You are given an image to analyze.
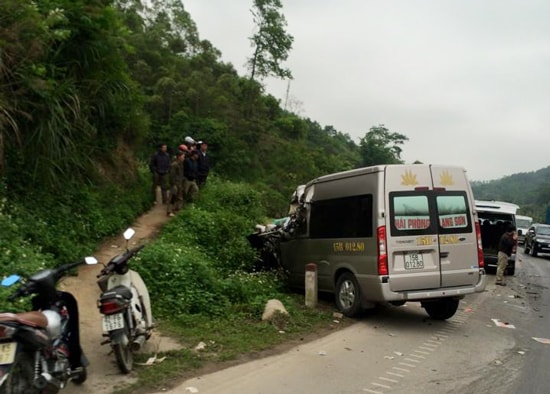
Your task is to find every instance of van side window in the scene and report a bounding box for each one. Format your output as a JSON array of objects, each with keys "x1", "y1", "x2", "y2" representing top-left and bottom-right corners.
[
  {"x1": 391, "y1": 195, "x2": 431, "y2": 232},
  {"x1": 436, "y1": 193, "x2": 473, "y2": 234},
  {"x1": 309, "y1": 195, "x2": 373, "y2": 239}
]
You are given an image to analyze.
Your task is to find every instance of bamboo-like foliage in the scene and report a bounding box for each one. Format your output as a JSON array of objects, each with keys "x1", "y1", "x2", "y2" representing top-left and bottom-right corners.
[{"x1": 1, "y1": 0, "x2": 146, "y2": 190}]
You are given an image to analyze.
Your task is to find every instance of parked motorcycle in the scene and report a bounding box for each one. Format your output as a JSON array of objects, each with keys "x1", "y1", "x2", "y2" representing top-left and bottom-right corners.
[
  {"x1": 96, "y1": 228, "x2": 153, "y2": 374},
  {"x1": 0, "y1": 256, "x2": 98, "y2": 393}
]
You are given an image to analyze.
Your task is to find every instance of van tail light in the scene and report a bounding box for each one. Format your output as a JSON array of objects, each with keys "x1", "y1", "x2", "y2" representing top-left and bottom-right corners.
[
  {"x1": 377, "y1": 226, "x2": 389, "y2": 275},
  {"x1": 475, "y1": 221, "x2": 485, "y2": 268}
]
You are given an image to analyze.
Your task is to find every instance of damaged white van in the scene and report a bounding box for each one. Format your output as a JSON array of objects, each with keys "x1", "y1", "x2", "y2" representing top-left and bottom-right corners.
[{"x1": 272, "y1": 164, "x2": 487, "y2": 319}]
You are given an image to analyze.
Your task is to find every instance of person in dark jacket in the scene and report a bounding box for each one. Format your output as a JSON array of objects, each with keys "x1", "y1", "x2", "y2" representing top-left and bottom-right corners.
[
  {"x1": 183, "y1": 150, "x2": 200, "y2": 202},
  {"x1": 196, "y1": 141, "x2": 210, "y2": 187},
  {"x1": 149, "y1": 144, "x2": 171, "y2": 204},
  {"x1": 496, "y1": 223, "x2": 517, "y2": 286}
]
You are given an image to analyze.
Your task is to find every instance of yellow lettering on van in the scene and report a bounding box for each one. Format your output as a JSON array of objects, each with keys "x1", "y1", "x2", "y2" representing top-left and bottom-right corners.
[
  {"x1": 333, "y1": 242, "x2": 344, "y2": 252},
  {"x1": 344, "y1": 242, "x2": 365, "y2": 252},
  {"x1": 439, "y1": 235, "x2": 459, "y2": 244},
  {"x1": 417, "y1": 236, "x2": 433, "y2": 246}
]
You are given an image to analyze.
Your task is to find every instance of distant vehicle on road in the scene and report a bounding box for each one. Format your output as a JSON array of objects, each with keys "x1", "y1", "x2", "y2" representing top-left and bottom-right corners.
[
  {"x1": 516, "y1": 215, "x2": 533, "y2": 245},
  {"x1": 524, "y1": 223, "x2": 550, "y2": 257}
]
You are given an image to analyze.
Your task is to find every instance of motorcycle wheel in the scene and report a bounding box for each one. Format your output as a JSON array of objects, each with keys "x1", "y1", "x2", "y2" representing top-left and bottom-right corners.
[
  {"x1": 3, "y1": 351, "x2": 39, "y2": 394},
  {"x1": 113, "y1": 328, "x2": 133, "y2": 374},
  {"x1": 71, "y1": 366, "x2": 87, "y2": 385}
]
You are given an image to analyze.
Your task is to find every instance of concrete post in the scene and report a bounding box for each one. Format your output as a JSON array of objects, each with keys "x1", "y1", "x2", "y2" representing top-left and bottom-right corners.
[{"x1": 305, "y1": 263, "x2": 318, "y2": 308}]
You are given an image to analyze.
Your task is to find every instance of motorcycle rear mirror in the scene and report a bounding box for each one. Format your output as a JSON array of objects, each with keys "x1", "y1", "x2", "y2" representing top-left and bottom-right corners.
[
  {"x1": 123, "y1": 228, "x2": 136, "y2": 241},
  {"x1": 1, "y1": 274, "x2": 21, "y2": 287},
  {"x1": 85, "y1": 256, "x2": 98, "y2": 265}
]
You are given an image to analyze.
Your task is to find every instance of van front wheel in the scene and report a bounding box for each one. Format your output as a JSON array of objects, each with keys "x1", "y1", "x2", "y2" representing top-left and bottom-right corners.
[
  {"x1": 423, "y1": 298, "x2": 459, "y2": 320},
  {"x1": 335, "y1": 273, "x2": 362, "y2": 317}
]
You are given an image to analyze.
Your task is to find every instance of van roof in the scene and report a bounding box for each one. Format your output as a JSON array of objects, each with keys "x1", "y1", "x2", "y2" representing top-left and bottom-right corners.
[
  {"x1": 515, "y1": 214, "x2": 533, "y2": 220},
  {"x1": 306, "y1": 164, "x2": 466, "y2": 186},
  {"x1": 475, "y1": 200, "x2": 519, "y2": 215}
]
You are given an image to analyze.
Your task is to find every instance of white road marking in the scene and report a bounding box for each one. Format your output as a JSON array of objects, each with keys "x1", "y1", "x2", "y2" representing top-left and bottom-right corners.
[{"x1": 372, "y1": 382, "x2": 392, "y2": 389}]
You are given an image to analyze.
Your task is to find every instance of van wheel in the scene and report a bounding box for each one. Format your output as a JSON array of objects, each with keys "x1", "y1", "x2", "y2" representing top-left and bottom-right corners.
[
  {"x1": 335, "y1": 273, "x2": 362, "y2": 317},
  {"x1": 423, "y1": 298, "x2": 459, "y2": 320},
  {"x1": 506, "y1": 266, "x2": 515, "y2": 276}
]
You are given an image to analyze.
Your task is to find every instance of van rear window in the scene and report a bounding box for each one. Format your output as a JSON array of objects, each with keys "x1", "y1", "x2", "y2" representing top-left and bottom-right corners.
[
  {"x1": 390, "y1": 191, "x2": 472, "y2": 235},
  {"x1": 436, "y1": 195, "x2": 469, "y2": 230},
  {"x1": 309, "y1": 195, "x2": 373, "y2": 239},
  {"x1": 392, "y1": 195, "x2": 430, "y2": 230}
]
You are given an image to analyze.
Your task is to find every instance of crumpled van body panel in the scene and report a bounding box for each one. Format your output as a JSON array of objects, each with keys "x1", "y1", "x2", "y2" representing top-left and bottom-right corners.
[{"x1": 279, "y1": 164, "x2": 486, "y2": 318}]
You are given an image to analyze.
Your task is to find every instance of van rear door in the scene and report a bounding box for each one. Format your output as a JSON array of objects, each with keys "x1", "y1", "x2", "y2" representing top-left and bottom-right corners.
[{"x1": 385, "y1": 165, "x2": 478, "y2": 292}]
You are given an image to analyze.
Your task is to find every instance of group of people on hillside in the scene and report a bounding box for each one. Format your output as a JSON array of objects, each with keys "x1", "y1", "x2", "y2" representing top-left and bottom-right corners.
[{"x1": 149, "y1": 136, "x2": 210, "y2": 216}]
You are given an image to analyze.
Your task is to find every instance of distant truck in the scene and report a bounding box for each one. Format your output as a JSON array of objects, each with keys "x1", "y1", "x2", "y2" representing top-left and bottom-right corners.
[
  {"x1": 515, "y1": 215, "x2": 533, "y2": 245},
  {"x1": 475, "y1": 200, "x2": 518, "y2": 275}
]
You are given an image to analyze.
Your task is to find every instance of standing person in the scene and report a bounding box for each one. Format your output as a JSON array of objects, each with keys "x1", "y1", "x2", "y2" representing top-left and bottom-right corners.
[
  {"x1": 496, "y1": 223, "x2": 517, "y2": 286},
  {"x1": 149, "y1": 143, "x2": 171, "y2": 204},
  {"x1": 167, "y1": 150, "x2": 186, "y2": 216},
  {"x1": 197, "y1": 141, "x2": 210, "y2": 187},
  {"x1": 183, "y1": 150, "x2": 200, "y2": 203}
]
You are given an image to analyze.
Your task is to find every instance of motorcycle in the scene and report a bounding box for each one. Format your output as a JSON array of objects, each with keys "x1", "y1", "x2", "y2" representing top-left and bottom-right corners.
[
  {"x1": 96, "y1": 228, "x2": 153, "y2": 374},
  {"x1": 0, "y1": 256, "x2": 98, "y2": 393}
]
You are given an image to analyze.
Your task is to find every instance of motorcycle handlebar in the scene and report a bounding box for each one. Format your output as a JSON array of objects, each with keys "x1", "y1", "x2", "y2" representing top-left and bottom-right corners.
[
  {"x1": 7, "y1": 288, "x2": 24, "y2": 302},
  {"x1": 97, "y1": 244, "x2": 145, "y2": 277}
]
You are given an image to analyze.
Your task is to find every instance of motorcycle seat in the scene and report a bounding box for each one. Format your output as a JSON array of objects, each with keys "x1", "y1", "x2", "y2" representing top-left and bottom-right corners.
[
  {"x1": 0, "y1": 311, "x2": 48, "y2": 328},
  {"x1": 101, "y1": 285, "x2": 132, "y2": 301}
]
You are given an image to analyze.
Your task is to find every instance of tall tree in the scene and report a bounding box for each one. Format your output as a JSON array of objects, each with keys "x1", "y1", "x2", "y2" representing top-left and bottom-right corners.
[
  {"x1": 247, "y1": 0, "x2": 294, "y2": 81},
  {"x1": 359, "y1": 125, "x2": 408, "y2": 166}
]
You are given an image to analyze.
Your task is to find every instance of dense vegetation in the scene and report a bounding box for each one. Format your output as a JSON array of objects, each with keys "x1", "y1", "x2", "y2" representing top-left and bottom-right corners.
[
  {"x1": 471, "y1": 166, "x2": 550, "y2": 223},
  {"x1": 0, "y1": 0, "x2": 409, "y2": 281},
  {"x1": 1, "y1": 0, "x2": 549, "y2": 388}
]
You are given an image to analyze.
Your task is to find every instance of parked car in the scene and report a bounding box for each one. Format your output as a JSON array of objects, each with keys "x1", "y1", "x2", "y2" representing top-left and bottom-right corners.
[
  {"x1": 515, "y1": 215, "x2": 533, "y2": 245},
  {"x1": 475, "y1": 200, "x2": 518, "y2": 275},
  {"x1": 524, "y1": 223, "x2": 550, "y2": 257}
]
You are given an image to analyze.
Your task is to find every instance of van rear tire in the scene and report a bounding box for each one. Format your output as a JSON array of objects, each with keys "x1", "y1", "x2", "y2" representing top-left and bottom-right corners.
[
  {"x1": 335, "y1": 272, "x2": 363, "y2": 317},
  {"x1": 423, "y1": 298, "x2": 459, "y2": 320}
]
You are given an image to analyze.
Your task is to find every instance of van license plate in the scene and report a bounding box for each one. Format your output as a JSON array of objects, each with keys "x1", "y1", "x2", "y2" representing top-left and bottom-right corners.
[
  {"x1": 0, "y1": 342, "x2": 17, "y2": 365},
  {"x1": 102, "y1": 313, "x2": 124, "y2": 331},
  {"x1": 404, "y1": 252, "x2": 424, "y2": 269}
]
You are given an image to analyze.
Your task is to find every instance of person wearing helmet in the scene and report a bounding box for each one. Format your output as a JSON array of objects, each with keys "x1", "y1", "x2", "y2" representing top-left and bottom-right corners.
[{"x1": 184, "y1": 136, "x2": 196, "y2": 151}]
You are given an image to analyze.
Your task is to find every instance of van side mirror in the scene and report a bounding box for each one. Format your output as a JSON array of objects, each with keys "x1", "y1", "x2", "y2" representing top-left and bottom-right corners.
[{"x1": 517, "y1": 229, "x2": 523, "y2": 236}]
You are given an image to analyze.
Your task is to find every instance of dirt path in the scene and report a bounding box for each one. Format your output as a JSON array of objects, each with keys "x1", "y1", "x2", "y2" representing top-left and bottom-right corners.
[{"x1": 59, "y1": 203, "x2": 182, "y2": 394}]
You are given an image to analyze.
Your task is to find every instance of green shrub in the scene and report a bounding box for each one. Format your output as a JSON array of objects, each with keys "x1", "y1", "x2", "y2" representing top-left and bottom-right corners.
[
  {"x1": 136, "y1": 243, "x2": 229, "y2": 316},
  {"x1": 136, "y1": 177, "x2": 289, "y2": 320}
]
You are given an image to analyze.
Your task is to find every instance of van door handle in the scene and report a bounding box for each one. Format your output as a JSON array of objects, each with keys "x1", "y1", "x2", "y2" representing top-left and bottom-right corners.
[{"x1": 440, "y1": 251, "x2": 449, "y2": 258}]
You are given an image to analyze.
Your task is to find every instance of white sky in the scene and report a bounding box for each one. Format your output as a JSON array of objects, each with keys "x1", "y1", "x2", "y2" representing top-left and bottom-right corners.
[{"x1": 182, "y1": 0, "x2": 550, "y2": 181}]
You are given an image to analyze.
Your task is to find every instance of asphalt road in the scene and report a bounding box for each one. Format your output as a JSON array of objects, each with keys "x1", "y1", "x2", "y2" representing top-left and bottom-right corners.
[
  {"x1": 501, "y1": 249, "x2": 550, "y2": 394},
  {"x1": 155, "y1": 253, "x2": 550, "y2": 394}
]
